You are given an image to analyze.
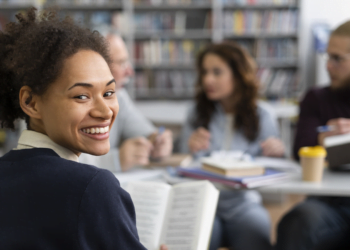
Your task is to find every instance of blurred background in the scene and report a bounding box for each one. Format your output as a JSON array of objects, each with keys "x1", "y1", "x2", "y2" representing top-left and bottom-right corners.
[{"x1": 1, "y1": 0, "x2": 350, "y2": 158}]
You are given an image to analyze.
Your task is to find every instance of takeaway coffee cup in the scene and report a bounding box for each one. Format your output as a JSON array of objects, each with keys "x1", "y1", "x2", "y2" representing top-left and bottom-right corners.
[{"x1": 298, "y1": 146, "x2": 327, "y2": 182}]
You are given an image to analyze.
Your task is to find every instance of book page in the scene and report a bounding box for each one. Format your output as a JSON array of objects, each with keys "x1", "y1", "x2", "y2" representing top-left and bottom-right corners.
[
  {"x1": 126, "y1": 181, "x2": 171, "y2": 250},
  {"x1": 159, "y1": 181, "x2": 219, "y2": 250}
]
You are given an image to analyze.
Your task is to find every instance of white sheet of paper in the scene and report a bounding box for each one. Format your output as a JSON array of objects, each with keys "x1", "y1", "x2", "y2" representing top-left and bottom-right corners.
[
  {"x1": 126, "y1": 182, "x2": 171, "y2": 250},
  {"x1": 160, "y1": 184, "x2": 205, "y2": 250}
]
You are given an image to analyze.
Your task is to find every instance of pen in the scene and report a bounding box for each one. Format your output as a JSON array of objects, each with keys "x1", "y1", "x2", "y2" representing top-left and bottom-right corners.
[
  {"x1": 153, "y1": 126, "x2": 165, "y2": 146},
  {"x1": 316, "y1": 125, "x2": 335, "y2": 133},
  {"x1": 150, "y1": 126, "x2": 166, "y2": 161},
  {"x1": 158, "y1": 126, "x2": 165, "y2": 136}
]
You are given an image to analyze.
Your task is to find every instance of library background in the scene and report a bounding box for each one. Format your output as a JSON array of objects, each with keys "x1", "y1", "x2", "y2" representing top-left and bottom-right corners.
[{"x1": 0, "y1": 0, "x2": 341, "y2": 157}]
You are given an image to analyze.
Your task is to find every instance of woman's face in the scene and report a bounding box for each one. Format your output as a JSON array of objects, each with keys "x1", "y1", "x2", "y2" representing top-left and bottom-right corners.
[
  {"x1": 36, "y1": 50, "x2": 119, "y2": 156},
  {"x1": 202, "y1": 53, "x2": 234, "y2": 101}
]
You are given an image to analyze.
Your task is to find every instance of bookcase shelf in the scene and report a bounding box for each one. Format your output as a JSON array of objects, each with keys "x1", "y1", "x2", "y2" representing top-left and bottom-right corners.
[
  {"x1": 223, "y1": 4, "x2": 299, "y2": 9},
  {"x1": 0, "y1": 3, "x2": 36, "y2": 9},
  {"x1": 134, "y1": 30, "x2": 212, "y2": 39},
  {"x1": 256, "y1": 59, "x2": 298, "y2": 68},
  {"x1": 49, "y1": 4, "x2": 123, "y2": 10},
  {"x1": 135, "y1": 91, "x2": 194, "y2": 100},
  {"x1": 134, "y1": 3, "x2": 212, "y2": 10},
  {"x1": 135, "y1": 63, "x2": 195, "y2": 70},
  {"x1": 0, "y1": 0, "x2": 301, "y2": 102},
  {"x1": 224, "y1": 33, "x2": 298, "y2": 39}
]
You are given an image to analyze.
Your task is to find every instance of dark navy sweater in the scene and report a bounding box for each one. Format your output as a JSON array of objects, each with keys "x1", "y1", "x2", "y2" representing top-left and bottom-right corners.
[
  {"x1": 0, "y1": 148, "x2": 146, "y2": 250},
  {"x1": 293, "y1": 86, "x2": 350, "y2": 160}
]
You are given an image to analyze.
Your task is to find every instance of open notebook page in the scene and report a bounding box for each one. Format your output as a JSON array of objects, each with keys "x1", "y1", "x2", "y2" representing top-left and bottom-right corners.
[
  {"x1": 159, "y1": 181, "x2": 219, "y2": 250},
  {"x1": 126, "y1": 182, "x2": 171, "y2": 250}
]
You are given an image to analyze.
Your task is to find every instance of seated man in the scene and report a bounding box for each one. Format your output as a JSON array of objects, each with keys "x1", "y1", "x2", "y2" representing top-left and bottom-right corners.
[
  {"x1": 80, "y1": 33, "x2": 173, "y2": 171},
  {"x1": 275, "y1": 21, "x2": 350, "y2": 250}
]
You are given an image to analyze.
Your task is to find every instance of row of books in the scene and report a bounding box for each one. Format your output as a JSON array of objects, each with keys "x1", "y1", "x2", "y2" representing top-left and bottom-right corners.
[
  {"x1": 134, "y1": 40, "x2": 207, "y2": 65},
  {"x1": 222, "y1": 0, "x2": 296, "y2": 5},
  {"x1": 132, "y1": 11, "x2": 211, "y2": 32},
  {"x1": 47, "y1": 0, "x2": 122, "y2": 4},
  {"x1": 255, "y1": 38, "x2": 297, "y2": 59},
  {"x1": 0, "y1": 0, "x2": 35, "y2": 3},
  {"x1": 133, "y1": 0, "x2": 209, "y2": 4},
  {"x1": 134, "y1": 68, "x2": 298, "y2": 100},
  {"x1": 134, "y1": 38, "x2": 296, "y2": 66},
  {"x1": 134, "y1": 70, "x2": 196, "y2": 98},
  {"x1": 236, "y1": 39, "x2": 297, "y2": 61},
  {"x1": 223, "y1": 10, "x2": 298, "y2": 34},
  {"x1": 0, "y1": 0, "x2": 296, "y2": 5},
  {"x1": 257, "y1": 68, "x2": 298, "y2": 99}
]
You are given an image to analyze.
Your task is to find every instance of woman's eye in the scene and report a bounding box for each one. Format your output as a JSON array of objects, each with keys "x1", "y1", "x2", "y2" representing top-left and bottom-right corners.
[
  {"x1": 104, "y1": 91, "x2": 115, "y2": 97},
  {"x1": 74, "y1": 95, "x2": 88, "y2": 100}
]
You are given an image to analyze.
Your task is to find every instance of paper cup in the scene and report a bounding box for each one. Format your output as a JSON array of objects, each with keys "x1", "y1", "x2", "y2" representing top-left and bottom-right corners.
[
  {"x1": 299, "y1": 146, "x2": 327, "y2": 183},
  {"x1": 300, "y1": 156, "x2": 325, "y2": 182}
]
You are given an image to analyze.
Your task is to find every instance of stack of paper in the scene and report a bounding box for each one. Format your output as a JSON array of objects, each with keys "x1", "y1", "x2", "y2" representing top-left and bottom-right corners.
[{"x1": 177, "y1": 167, "x2": 289, "y2": 189}]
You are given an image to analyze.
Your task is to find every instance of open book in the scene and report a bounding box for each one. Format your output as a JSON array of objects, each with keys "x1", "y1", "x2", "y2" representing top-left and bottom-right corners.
[{"x1": 126, "y1": 180, "x2": 219, "y2": 250}]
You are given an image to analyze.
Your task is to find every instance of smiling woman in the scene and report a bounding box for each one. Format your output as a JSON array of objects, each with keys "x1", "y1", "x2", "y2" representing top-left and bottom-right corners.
[
  {"x1": 0, "y1": 8, "x2": 146, "y2": 249},
  {"x1": 21, "y1": 49, "x2": 119, "y2": 156}
]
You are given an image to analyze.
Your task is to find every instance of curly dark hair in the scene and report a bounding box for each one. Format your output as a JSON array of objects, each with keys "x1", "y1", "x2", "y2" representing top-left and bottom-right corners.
[
  {"x1": 0, "y1": 7, "x2": 111, "y2": 129},
  {"x1": 193, "y1": 41, "x2": 260, "y2": 141}
]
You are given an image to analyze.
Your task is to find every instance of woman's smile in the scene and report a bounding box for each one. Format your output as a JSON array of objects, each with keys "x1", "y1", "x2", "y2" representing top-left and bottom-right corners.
[{"x1": 80, "y1": 124, "x2": 110, "y2": 140}]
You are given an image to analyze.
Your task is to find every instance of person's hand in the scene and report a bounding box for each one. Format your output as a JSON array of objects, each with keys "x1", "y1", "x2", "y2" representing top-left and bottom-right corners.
[
  {"x1": 119, "y1": 137, "x2": 153, "y2": 171},
  {"x1": 149, "y1": 129, "x2": 173, "y2": 159},
  {"x1": 260, "y1": 137, "x2": 285, "y2": 157},
  {"x1": 159, "y1": 244, "x2": 168, "y2": 250},
  {"x1": 188, "y1": 127, "x2": 211, "y2": 153},
  {"x1": 318, "y1": 118, "x2": 350, "y2": 145}
]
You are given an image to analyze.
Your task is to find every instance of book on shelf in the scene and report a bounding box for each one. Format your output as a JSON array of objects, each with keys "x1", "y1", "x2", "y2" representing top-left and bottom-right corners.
[
  {"x1": 124, "y1": 11, "x2": 211, "y2": 33},
  {"x1": 134, "y1": 39, "x2": 207, "y2": 66},
  {"x1": 228, "y1": 39, "x2": 297, "y2": 61},
  {"x1": 135, "y1": 70, "x2": 196, "y2": 98},
  {"x1": 201, "y1": 157, "x2": 265, "y2": 177},
  {"x1": 255, "y1": 39, "x2": 297, "y2": 60},
  {"x1": 133, "y1": 0, "x2": 211, "y2": 5},
  {"x1": 177, "y1": 167, "x2": 289, "y2": 188},
  {"x1": 223, "y1": 10, "x2": 298, "y2": 34},
  {"x1": 47, "y1": 0, "x2": 121, "y2": 5},
  {"x1": 257, "y1": 68, "x2": 298, "y2": 99},
  {"x1": 222, "y1": 0, "x2": 297, "y2": 6},
  {"x1": 126, "y1": 180, "x2": 219, "y2": 250}
]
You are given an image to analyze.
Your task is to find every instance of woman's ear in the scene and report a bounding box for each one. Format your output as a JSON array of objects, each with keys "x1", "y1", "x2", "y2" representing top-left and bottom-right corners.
[{"x1": 19, "y1": 86, "x2": 42, "y2": 120}]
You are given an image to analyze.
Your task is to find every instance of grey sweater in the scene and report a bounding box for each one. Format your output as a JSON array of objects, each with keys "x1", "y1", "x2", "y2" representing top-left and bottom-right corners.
[{"x1": 179, "y1": 101, "x2": 279, "y2": 157}]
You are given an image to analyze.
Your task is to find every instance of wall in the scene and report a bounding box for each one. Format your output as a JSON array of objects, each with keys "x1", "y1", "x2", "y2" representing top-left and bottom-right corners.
[{"x1": 299, "y1": 0, "x2": 350, "y2": 96}]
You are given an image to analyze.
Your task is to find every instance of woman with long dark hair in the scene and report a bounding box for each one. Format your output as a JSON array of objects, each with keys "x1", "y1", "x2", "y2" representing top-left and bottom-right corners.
[{"x1": 179, "y1": 41, "x2": 285, "y2": 250}]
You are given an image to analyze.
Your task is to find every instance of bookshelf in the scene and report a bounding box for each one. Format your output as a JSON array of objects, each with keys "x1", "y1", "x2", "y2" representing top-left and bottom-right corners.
[{"x1": 0, "y1": 0, "x2": 301, "y2": 101}]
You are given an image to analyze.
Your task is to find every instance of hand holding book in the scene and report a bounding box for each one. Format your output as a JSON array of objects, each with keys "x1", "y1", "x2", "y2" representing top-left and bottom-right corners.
[{"x1": 318, "y1": 118, "x2": 350, "y2": 146}]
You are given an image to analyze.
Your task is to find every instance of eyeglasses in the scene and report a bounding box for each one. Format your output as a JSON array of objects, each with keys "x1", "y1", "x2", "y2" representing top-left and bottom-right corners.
[
  {"x1": 323, "y1": 53, "x2": 350, "y2": 65},
  {"x1": 111, "y1": 59, "x2": 132, "y2": 70}
]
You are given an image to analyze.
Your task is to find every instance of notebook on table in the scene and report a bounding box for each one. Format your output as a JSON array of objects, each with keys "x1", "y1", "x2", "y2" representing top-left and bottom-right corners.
[{"x1": 324, "y1": 133, "x2": 350, "y2": 171}]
